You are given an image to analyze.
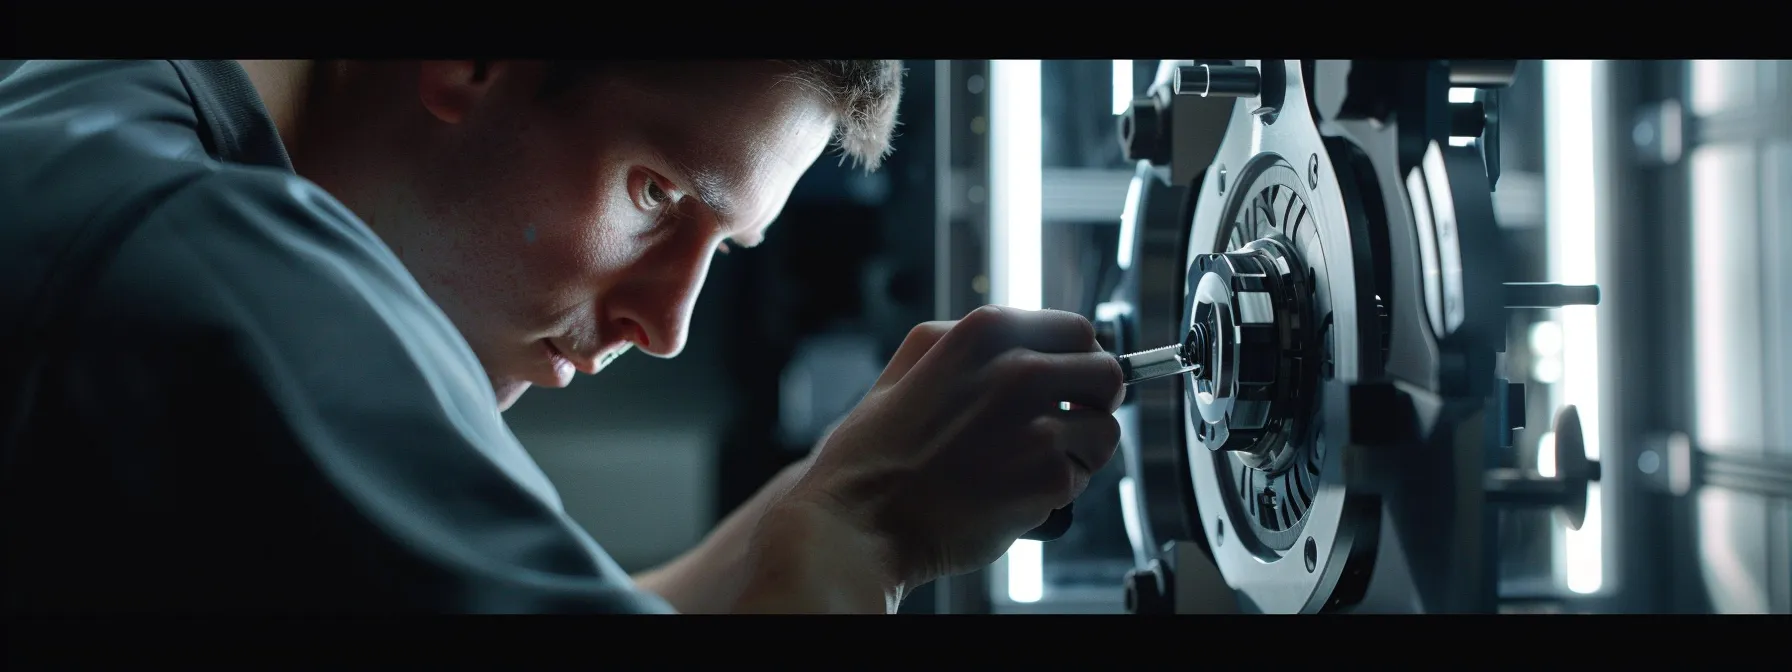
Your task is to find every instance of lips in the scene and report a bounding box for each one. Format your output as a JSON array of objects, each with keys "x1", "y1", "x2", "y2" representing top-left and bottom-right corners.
[
  {"x1": 547, "y1": 338, "x2": 635, "y2": 376},
  {"x1": 545, "y1": 338, "x2": 599, "y2": 375}
]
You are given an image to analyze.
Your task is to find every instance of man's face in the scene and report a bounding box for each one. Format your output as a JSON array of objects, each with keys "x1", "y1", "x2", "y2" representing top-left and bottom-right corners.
[{"x1": 359, "y1": 62, "x2": 835, "y2": 410}]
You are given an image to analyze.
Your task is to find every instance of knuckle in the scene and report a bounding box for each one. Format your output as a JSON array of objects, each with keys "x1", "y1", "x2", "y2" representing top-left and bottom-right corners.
[
  {"x1": 907, "y1": 320, "x2": 951, "y2": 344},
  {"x1": 964, "y1": 304, "x2": 1007, "y2": 330},
  {"x1": 997, "y1": 349, "x2": 1048, "y2": 389},
  {"x1": 1069, "y1": 313, "x2": 1098, "y2": 349}
]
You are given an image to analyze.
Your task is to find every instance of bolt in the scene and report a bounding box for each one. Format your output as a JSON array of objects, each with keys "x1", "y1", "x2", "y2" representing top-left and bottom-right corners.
[
  {"x1": 1308, "y1": 154, "x2": 1320, "y2": 189},
  {"x1": 1218, "y1": 165, "x2": 1228, "y2": 194},
  {"x1": 1118, "y1": 98, "x2": 1171, "y2": 165},
  {"x1": 1304, "y1": 537, "x2": 1318, "y2": 573},
  {"x1": 1184, "y1": 322, "x2": 1211, "y2": 378},
  {"x1": 1124, "y1": 563, "x2": 1171, "y2": 614},
  {"x1": 1175, "y1": 64, "x2": 1262, "y2": 98}
]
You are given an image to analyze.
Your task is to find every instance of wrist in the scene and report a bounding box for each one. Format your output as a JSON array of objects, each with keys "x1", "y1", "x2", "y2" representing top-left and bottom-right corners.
[{"x1": 733, "y1": 496, "x2": 905, "y2": 614}]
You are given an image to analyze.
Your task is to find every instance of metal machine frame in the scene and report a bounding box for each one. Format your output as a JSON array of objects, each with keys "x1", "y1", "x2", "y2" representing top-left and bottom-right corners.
[
  {"x1": 1107, "y1": 60, "x2": 1605, "y2": 614},
  {"x1": 930, "y1": 57, "x2": 1788, "y2": 616},
  {"x1": 1602, "y1": 60, "x2": 1792, "y2": 614}
]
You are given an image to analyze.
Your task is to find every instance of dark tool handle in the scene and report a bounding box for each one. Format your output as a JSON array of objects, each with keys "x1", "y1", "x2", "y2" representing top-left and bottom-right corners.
[{"x1": 1021, "y1": 503, "x2": 1074, "y2": 541}]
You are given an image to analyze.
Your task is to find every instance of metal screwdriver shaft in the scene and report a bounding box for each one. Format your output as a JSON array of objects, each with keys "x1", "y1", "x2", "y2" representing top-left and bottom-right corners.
[{"x1": 1118, "y1": 343, "x2": 1200, "y2": 385}]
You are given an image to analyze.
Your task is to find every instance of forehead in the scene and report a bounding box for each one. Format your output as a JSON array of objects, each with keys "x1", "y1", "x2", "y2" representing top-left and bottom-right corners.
[{"x1": 633, "y1": 69, "x2": 837, "y2": 226}]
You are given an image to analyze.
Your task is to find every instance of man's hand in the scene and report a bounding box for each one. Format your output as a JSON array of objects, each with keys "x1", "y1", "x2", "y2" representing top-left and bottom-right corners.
[{"x1": 736, "y1": 306, "x2": 1124, "y2": 611}]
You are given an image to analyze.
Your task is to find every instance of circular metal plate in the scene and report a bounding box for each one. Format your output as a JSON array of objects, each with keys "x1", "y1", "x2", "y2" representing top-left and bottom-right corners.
[
  {"x1": 1182, "y1": 61, "x2": 1380, "y2": 613},
  {"x1": 1187, "y1": 161, "x2": 1329, "y2": 553}
]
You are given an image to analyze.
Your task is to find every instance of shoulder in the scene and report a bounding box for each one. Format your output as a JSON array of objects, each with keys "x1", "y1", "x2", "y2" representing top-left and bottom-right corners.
[
  {"x1": 0, "y1": 60, "x2": 205, "y2": 172},
  {"x1": 106, "y1": 167, "x2": 467, "y2": 379},
  {"x1": 122, "y1": 166, "x2": 420, "y2": 315},
  {"x1": 0, "y1": 60, "x2": 215, "y2": 320},
  {"x1": 0, "y1": 59, "x2": 192, "y2": 115},
  {"x1": 102, "y1": 167, "x2": 513, "y2": 438},
  {"x1": 54, "y1": 165, "x2": 586, "y2": 529}
]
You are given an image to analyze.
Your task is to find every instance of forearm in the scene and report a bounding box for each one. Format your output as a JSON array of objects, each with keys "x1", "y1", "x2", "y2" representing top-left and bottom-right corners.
[
  {"x1": 632, "y1": 456, "x2": 814, "y2": 613},
  {"x1": 730, "y1": 499, "x2": 903, "y2": 614}
]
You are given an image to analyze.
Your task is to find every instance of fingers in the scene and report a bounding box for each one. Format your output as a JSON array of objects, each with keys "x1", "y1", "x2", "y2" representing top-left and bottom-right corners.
[
  {"x1": 1021, "y1": 409, "x2": 1122, "y2": 507},
  {"x1": 874, "y1": 321, "x2": 954, "y2": 389},
  {"x1": 992, "y1": 350, "x2": 1127, "y2": 413},
  {"x1": 891, "y1": 306, "x2": 1104, "y2": 394},
  {"x1": 1003, "y1": 307, "x2": 1102, "y2": 354},
  {"x1": 1051, "y1": 408, "x2": 1122, "y2": 481},
  {"x1": 945, "y1": 305, "x2": 1101, "y2": 358}
]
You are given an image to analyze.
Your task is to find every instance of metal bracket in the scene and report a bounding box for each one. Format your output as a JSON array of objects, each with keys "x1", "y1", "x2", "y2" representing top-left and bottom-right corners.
[
  {"x1": 1474, "y1": 88, "x2": 1502, "y2": 192},
  {"x1": 1636, "y1": 432, "x2": 1792, "y2": 499},
  {"x1": 1631, "y1": 100, "x2": 1686, "y2": 167},
  {"x1": 1123, "y1": 540, "x2": 1241, "y2": 614}
]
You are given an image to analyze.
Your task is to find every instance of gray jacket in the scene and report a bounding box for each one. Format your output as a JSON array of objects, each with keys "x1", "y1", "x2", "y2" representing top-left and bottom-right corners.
[{"x1": 0, "y1": 60, "x2": 670, "y2": 613}]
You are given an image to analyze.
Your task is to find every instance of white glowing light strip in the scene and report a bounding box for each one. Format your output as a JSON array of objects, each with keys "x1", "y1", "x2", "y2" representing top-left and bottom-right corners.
[
  {"x1": 1543, "y1": 60, "x2": 1604, "y2": 595},
  {"x1": 1112, "y1": 60, "x2": 1134, "y2": 115},
  {"x1": 1449, "y1": 87, "x2": 1479, "y2": 146},
  {"x1": 988, "y1": 59, "x2": 1046, "y2": 604},
  {"x1": 1117, "y1": 175, "x2": 1142, "y2": 269},
  {"x1": 988, "y1": 59, "x2": 1043, "y2": 313}
]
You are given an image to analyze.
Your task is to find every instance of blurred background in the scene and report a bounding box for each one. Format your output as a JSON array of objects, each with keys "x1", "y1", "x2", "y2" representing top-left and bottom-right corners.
[{"x1": 504, "y1": 60, "x2": 1791, "y2": 614}]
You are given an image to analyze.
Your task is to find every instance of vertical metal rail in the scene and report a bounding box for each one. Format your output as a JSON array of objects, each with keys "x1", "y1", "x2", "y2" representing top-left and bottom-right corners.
[{"x1": 932, "y1": 59, "x2": 997, "y2": 615}]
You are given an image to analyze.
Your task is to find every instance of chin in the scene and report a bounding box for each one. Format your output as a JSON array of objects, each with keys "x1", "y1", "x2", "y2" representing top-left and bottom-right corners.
[{"x1": 494, "y1": 380, "x2": 532, "y2": 412}]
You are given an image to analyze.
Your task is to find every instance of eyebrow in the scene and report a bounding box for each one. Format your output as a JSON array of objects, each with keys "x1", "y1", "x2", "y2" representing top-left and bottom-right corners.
[
  {"x1": 666, "y1": 157, "x2": 769, "y2": 248},
  {"x1": 672, "y1": 160, "x2": 737, "y2": 220}
]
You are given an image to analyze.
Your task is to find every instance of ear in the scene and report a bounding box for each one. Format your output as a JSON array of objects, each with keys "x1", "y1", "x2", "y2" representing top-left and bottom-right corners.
[{"x1": 417, "y1": 60, "x2": 507, "y2": 124}]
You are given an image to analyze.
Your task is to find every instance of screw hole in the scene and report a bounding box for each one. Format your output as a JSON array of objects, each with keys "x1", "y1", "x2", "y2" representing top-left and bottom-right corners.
[
  {"x1": 1216, "y1": 518, "x2": 1225, "y2": 546},
  {"x1": 1303, "y1": 537, "x2": 1318, "y2": 573}
]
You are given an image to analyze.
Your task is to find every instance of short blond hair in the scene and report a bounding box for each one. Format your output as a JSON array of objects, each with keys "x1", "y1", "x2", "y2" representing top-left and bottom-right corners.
[{"x1": 540, "y1": 60, "x2": 905, "y2": 171}]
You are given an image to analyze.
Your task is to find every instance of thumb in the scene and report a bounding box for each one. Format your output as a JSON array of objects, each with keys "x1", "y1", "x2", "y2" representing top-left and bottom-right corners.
[{"x1": 872, "y1": 320, "x2": 954, "y2": 390}]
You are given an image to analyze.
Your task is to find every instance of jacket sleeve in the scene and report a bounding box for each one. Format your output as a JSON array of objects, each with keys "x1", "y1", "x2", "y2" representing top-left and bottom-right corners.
[{"x1": 32, "y1": 166, "x2": 674, "y2": 613}]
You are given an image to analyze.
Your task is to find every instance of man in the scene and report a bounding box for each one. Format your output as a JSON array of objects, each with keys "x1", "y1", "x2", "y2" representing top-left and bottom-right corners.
[{"x1": 0, "y1": 60, "x2": 1124, "y2": 613}]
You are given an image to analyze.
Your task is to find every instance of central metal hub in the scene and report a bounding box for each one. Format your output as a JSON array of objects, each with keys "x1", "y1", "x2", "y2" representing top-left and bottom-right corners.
[{"x1": 1185, "y1": 236, "x2": 1315, "y2": 474}]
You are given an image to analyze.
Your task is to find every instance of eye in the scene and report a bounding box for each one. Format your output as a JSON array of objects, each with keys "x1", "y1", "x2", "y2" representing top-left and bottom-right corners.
[{"x1": 642, "y1": 179, "x2": 671, "y2": 209}]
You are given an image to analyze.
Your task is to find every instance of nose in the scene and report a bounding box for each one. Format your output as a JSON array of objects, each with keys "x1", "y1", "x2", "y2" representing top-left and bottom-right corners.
[{"x1": 606, "y1": 235, "x2": 718, "y2": 358}]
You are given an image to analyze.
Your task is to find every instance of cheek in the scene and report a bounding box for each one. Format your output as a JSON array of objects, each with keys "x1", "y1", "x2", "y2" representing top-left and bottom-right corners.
[
  {"x1": 513, "y1": 179, "x2": 657, "y2": 319},
  {"x1": 416, "y1": 162, "x2": 629, "y2": 328},
  {"x1": 412, "y1": 118, "x2": 655, "y2": 339}
]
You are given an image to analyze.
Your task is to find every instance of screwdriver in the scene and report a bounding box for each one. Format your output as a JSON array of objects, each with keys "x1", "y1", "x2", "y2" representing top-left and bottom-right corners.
[
  {"x1": 1020, "y1": 341, "x2": 1199, "y2": 542},
  {"x1": 1115, "y1": 342, "x2": 1203, "y2": 386}
]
